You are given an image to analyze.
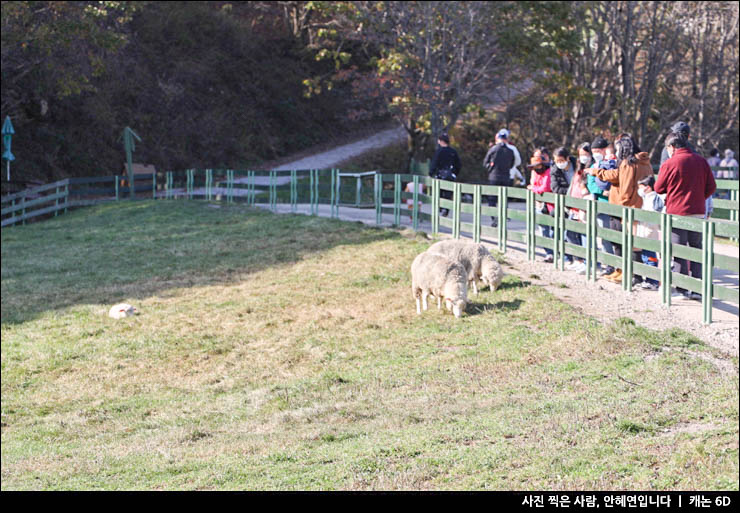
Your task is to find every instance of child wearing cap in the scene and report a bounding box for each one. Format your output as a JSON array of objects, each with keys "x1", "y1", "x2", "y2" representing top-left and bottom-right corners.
[{"x1": 587, "y1": 136, "x2": 618, "y2": 277}]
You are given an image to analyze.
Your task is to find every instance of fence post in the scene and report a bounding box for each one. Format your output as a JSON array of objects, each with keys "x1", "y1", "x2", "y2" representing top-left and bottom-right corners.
[
  {"x1": 375, "y1": 173, "x2": 382, "y2": 225},
  {"x1": 473, "y1": 185, "x2": 482, "y2": 243},
  {"x1": 587, "y1": 200, "x2": 597, "y2": 282},
  {"x1": 621, "y1": 207, "x2": 635, "y2": 292},
  {"x1": 660, "y1": 213, "x2": 673, "y2": 306},
  {"x1": 335, "y1": 169, "x2": 341, "y2": 217},
  {"x1": 64, "y1": 182, "x2": 69, "y2": 214},
  {"x1": 500, "y1": 186, "x2": 508, "y2": 252},
  {"x1": 453, "y1": 182, "x2": 462, "y2": 239},
  {"x1": 153, "y1": 172, "x2": 157, "y2": 199},
  {"x1": 702, "y1": 220, "x2": 715, "y2": 324},
  {"x1": 290, "y1": 170, "x2": 296, "y2": 212},
  {"x1": 412, "y1": 175, "x2": 420, "y2": 231},
  {"x1": 393, "y1": 173, "x2": 401, "y2": 226},
  {"x1": 525, "y1": 189, "x2": 533, "y2": 260},
  {"x1": 228, "y1": 170, "x2": 234, "y2": 203},
  {"x1": 55, "y1": 186, "x2": 60, "y2": 217},
  {"x1": 552, "y1": 195, "x2": 561, "y2": 269},
  {"x1": 431, "y1": 179, "x2": 440, "y2": 234},
  {"x1": 21, "y1": 192, "x2": 26, "y2": 225}
]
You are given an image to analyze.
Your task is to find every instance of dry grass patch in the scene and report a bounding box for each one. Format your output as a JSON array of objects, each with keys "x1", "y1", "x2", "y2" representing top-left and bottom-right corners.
[{"x1": 2, "y1": 201, "x2": 738, "y2": 490}]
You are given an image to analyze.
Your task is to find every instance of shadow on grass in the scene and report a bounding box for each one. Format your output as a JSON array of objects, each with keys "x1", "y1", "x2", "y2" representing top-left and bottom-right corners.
[
  {"x1": 466, "y1": 299, "x2": 524, "y2": 316},
  {"x1": 496, "y1": 280, "x2": 532, "y2": 291},
  {"x1": 1, "y1": 200, "x2": 401, "y2": 324}
]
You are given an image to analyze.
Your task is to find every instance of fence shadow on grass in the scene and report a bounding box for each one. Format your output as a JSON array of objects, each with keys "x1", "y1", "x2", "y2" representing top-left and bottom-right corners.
[
  {"x1": 466, "y1": 298, "x2": 524, "y2": 316},
  {"x1": 0, "y1": 200, "x2": 404, "y2": 325}
]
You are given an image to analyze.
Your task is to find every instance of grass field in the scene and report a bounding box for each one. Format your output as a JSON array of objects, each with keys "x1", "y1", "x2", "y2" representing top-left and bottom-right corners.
[{"x1": 1, "y1": 200, "x2": 738, "y2": 490}]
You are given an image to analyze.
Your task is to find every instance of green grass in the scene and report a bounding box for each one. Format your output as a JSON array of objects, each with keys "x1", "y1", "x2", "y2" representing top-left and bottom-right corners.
[{"x1": 2, "y1": 200, "x2": 738, "y2": 490}]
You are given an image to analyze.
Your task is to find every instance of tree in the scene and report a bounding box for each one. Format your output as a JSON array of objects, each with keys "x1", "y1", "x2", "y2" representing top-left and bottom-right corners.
[{"x1": 500, "y1": 1, "x2": 739, "y2": 162}]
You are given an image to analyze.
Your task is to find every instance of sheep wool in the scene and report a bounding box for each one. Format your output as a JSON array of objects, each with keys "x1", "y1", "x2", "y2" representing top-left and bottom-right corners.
[
  {"x1": 428, "y1": 239, "x2": 505, "y2": 294},
  {"x1": 411, "y1": 251, "x2": 468, "y2": 318},
  {"x1": 108, "y1": 303, "x2": 138, "y2": 320}
]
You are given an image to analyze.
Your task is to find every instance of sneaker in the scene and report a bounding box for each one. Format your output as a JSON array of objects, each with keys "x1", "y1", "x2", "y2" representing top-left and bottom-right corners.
[
  {"x1": 491, "y1": 218, "x2": 498, "y2": 227},
  {"x1": 640, "y1": 282, "x2": 659, "y2": 291},
  {"x1": 440, "y1": 208, "x2": 449, "y2": 217},
  {"x1": 683, "y1": 291, "x2": 702, "y2": 301},
  {"x1": 575, "y1": 262, "x2": 587, "y2": 275},
  {"x1": 566, "y1": 261, "x2": 579, "y2": 270},
  {"x1": 543, "y1": 254, "x2": 554, "y2": 263},
  {"x1": 598, "y1": 267, "x2": 615, "y2": 277},
  {"x1": 604, "y1": 269, "x2": 622, "y2": 283}
]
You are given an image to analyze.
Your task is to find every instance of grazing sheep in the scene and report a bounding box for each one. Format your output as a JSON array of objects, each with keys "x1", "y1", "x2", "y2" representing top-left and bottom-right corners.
[
  {"x1": 108, "y1": 303, "x2": 138, "y2": 319},
  {"x1": 411, "y1": 251, "x2": 468, "y2": 318},
  {"x1": 429, "y1": 239, "x2": 505, "y2": 294}
]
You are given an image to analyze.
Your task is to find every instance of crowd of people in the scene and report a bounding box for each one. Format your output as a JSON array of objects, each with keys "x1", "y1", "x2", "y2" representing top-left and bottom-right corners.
[{"x1": 427, "y1": 121, "x2": 733, "y2": 300}]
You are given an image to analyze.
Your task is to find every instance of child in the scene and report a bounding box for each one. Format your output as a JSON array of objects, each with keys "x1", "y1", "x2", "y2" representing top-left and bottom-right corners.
[
  {"x1": 634, "y1": 175, "x2": 665, "y2": 290},
  {"x1": 527, "y1": 153, "x2": 554, "y2": 262},
  {"x1": 405, "y1": 180, "x2": 425, "y2": 219}
]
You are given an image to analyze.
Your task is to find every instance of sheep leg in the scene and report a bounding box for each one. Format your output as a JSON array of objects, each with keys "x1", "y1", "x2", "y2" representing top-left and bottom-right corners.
[
  {"x1": 416, "y1": 297, "x2": 421, "y2": 315},
  {"x1": 437, "y1": 296, "x2": 442, "y2": 310},
  {"x1": 472, "y1": 280, "x2": 478, "y2": 295},
  {"x1": 422, "y1": 291, "x2": 429, "y2": 311}
]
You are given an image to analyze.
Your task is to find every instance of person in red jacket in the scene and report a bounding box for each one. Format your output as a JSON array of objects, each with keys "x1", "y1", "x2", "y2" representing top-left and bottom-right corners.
[{"x1": 654, "y1": 132, "x2": 717, "y2": 300}]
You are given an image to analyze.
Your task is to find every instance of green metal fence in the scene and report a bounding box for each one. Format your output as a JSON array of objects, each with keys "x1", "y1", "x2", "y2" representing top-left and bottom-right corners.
[
  {"x1": 2, "y1": 167, "x2": 738, "y2": 327},
  {"x1": 376, "y1": 173, "x2": 739, "y2": 325}
]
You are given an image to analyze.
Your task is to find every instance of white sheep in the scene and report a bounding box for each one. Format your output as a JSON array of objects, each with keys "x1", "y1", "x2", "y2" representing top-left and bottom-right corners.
[
  {"x1": 108, "y1": 303, "x2": 138, "y2": 319},
  {"x1": 428, "y1": 239, "x2": 504, "y2": 294},
  {"x1": 411, "y1": 251, "x2": 468, "y2": 318}
]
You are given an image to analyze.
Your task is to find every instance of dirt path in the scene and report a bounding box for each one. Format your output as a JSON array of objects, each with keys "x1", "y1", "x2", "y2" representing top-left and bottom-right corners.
[{"x1": 271, "y1": 79, "x2": 534, "y2": 172}]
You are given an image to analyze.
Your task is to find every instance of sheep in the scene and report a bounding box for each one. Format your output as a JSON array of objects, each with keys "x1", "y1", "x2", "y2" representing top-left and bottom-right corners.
[
  {"x1": 108, "y1": 303, "x2": 138, "y2": 319},
  {"x1": 411, "y1": 251, "x2": 468, "y2": 318},
  {"x1": 428, "y1": 239, "x2": 505, "y2": 294}
]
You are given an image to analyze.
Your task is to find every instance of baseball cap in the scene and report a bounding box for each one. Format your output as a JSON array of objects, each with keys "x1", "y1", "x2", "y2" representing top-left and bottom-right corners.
[
  {"x1": 496, "y1": 128, "x2": 510, "y2": 139},
  {"x1": 590, "y1": 136, "x2": 608, "y2": 150},
  {"x1": 671, "y1": 121, "x2": 690, "y2": 136}
]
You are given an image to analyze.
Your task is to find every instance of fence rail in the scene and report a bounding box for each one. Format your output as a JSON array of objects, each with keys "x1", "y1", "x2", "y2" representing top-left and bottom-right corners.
[
  {"x1": 2, "y1": 167, "x2": 738, "y2": 326},
  {"x1": 375, "y1": 173, "x2": 738, "y2": 325}
]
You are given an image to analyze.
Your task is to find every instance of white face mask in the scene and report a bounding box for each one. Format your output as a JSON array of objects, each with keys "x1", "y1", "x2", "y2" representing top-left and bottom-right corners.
[
  {"x1": 637, "y1": 188, "x2": 646, "y2": 198},
  {"x1": 555, "y1": 161, "x2": 568, "y2": 170},
  {"x1": 592, "y1": 151, "x2": 604, "y2": 162},
  {"x1": 579, "y1": 155, "x2": 591, "y2": 164}
]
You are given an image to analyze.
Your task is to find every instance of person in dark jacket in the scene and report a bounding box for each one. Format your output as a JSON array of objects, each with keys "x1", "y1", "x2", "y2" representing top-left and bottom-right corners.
[
  {"x1": 655, "y1": 132, "x2": 717, "y2": 301},
  {"x1": 430, "y1": 133, "x2": 461, "y2": 217},
  {"x1": 550, "y1": 147, "x2": 576, "y2": 196},
  {"x1": 482, "y1": 129, "x2": 514, "y2": 226}
]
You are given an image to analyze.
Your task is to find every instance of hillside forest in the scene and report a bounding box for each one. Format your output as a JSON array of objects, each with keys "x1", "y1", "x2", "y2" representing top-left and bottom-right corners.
[{"x1": 1, "y1": 1, "x2": 738, "y2": 185}]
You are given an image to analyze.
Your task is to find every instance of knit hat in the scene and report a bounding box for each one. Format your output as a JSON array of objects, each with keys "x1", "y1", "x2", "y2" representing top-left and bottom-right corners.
[
  {"x1": 438, "y1": 133, "x2": 450, "y2": 144},
  {"x1": 671, "y1": 121, "x2": 690, "y2": 137},
  {"x1": 590, "y1": 136, "x2": 608, "y2": 150}
]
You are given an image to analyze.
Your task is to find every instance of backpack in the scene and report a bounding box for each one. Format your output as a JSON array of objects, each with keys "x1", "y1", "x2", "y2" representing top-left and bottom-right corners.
[
  {"x1": 436, "y1": 165, "x2": 457, "y2": 181},
  {"x1": 489, "y1": 143, "x2": 514, "y2": 176}
]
